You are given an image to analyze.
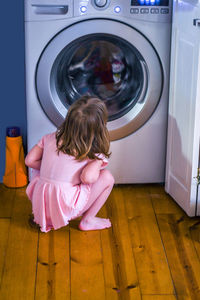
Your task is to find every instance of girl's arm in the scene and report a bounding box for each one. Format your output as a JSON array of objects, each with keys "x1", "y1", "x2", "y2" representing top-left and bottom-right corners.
[
  {"x1": 25, "y1": 145, "x2": 43, "y2": 170},
  {"x1": 80, "y1": 159, "x2": 103, "y2": 184}
]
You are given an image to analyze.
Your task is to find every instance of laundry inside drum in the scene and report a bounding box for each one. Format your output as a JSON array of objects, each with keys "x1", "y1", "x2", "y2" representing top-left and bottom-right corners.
[{"x1": 54, "y1": 34, "x2": 147, "y2": 121}]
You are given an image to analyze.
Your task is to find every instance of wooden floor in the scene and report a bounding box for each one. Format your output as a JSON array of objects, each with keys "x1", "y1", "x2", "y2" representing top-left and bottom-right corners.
[{"x1": 0, "y1": 184, "x2": 200, "y2": 300}]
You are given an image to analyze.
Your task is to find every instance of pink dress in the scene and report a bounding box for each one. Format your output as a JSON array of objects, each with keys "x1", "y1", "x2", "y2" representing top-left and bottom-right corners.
[{"x1": 26, "y1": 132, "x2": 108, "y2": 232}]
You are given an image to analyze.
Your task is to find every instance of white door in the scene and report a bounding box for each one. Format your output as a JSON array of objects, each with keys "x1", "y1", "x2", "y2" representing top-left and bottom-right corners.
[{"x1": 165, "y1": 0, "x2": 200, "y2": 216}]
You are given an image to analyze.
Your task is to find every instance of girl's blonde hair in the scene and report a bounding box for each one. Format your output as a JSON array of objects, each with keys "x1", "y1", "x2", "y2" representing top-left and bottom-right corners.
[{"x1": 56, "y1": 95, "x2": 111, "y2": 160}]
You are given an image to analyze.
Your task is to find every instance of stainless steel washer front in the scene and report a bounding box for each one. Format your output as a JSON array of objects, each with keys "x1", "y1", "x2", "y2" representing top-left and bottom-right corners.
[{"x1": 36, "y1": 18, "x2": 163, "y2": 140}]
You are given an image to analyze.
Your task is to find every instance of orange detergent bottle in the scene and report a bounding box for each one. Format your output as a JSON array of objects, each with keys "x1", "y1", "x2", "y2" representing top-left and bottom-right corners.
[{"x1": 3, "y1": 127, "x2": 28, "y2": 188}]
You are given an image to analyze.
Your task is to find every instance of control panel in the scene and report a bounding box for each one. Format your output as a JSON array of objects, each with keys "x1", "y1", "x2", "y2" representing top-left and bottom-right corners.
[
  {"x1": 130, "y1": 7, "x2": 169, "y2": 14},
  {"x1": 74, "y1": 0, "x2": 171, "y2": 22},
  {"x1": 25, "y1": 0, "x2": 171, "y2": 22},
  {"x1": 130, "y1": 0, "x2": 169, "y2": 15},
  {"x1": 131, "y1": 0, "x2": 169, "y2": 6}
]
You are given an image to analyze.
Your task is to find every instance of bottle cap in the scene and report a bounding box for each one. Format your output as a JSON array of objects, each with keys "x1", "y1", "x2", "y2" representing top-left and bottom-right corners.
[{"x1": 6, "y1": 127, "x2": 20, "y2": 137}]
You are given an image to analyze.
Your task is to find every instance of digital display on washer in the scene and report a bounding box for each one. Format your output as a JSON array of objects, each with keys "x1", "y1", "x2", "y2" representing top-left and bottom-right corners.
[{"x1": 131, "y1": 0, "x2": 169, "y2": 6}]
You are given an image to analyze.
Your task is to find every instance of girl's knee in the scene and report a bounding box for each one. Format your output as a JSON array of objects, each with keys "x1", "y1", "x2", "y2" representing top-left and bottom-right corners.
[{"x1": 100, "y1": 169, "x2": 115, "y2": 187}]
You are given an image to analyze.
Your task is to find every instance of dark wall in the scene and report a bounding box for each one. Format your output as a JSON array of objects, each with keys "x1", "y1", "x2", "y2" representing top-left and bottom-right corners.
[{"x1": 0, "y1": 0, "x2": 27, "y2": 182}]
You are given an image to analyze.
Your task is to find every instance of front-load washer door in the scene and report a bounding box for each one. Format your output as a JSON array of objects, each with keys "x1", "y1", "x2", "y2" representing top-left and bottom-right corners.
[{"x1": 36, "y1": 19, "x2": 163, "y2": 140}]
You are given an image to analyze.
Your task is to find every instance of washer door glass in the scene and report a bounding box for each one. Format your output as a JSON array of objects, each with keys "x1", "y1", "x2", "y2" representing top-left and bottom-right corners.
[
  {"x1": 36, "y1": 19, "x2": 162, "y2": 140},
  {"x1": 54, "y1": 34, "x2": 146, "y2": 121}
]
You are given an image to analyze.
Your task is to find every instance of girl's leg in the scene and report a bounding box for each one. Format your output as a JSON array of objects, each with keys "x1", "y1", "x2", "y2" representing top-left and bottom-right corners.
[{"x1": 79, "y1": 169, "x2": 114, "y2": 231}]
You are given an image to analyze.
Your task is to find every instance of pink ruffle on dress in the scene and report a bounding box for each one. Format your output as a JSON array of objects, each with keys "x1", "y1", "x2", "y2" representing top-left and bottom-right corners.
[{"x1": 26, "y1": 132, "x2": 108, "y2": 232}]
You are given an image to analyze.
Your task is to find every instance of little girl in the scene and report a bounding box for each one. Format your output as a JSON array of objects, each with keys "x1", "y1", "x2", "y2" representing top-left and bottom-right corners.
[{"x1": 25, "y1": 96, "x2": 114, "y2": 232}]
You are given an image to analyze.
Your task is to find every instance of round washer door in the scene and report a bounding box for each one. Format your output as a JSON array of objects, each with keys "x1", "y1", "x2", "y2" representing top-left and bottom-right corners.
[{"x1": 36, "y1": 19, "x2": 163, "y2": 141}]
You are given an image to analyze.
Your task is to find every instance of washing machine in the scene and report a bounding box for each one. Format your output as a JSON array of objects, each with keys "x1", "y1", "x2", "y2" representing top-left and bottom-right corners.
[{"x1": 24, "y1": 0, "x2": 172, "y2": 183}]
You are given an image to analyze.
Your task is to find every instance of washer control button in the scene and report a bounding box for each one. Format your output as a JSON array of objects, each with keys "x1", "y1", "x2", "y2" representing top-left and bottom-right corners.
[
  {"x1": 150, "y1": 8, "x2": 159, "y2": 14},
  {"x1": 140, "y1": 8, "x2": 149, "y2": 14},
  {"x1": 114, "y1": 6, "x2": 121, "y2": 13},
  {"x1": 80, "y1": 6, "x2": 87, "y2": 13},
  {"x1": 130, "y1": 8, "x2": 139, "y2": 14},
  {"x1": 94, "y1": 0, "x2": 107, "y2": 7},
  {"x1": 160, "y1": 8, "x2": 169, "y2": 14}
]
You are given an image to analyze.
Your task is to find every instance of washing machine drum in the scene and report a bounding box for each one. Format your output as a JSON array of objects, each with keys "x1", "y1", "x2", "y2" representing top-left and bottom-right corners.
[{"x1": 36, "y1": 19, "x2": 163, "y2": 140}]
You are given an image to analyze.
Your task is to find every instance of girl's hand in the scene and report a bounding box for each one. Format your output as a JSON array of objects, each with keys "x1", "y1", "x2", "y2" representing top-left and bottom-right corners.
[{"x1": 80, "y1": 160, "x2": 103, "y2": 184}]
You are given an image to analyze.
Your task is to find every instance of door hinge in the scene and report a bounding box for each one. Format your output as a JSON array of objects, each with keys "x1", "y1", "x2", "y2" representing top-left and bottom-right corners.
[{"x1": 194, "y1": 168, "x2": 200, "y2": 185}]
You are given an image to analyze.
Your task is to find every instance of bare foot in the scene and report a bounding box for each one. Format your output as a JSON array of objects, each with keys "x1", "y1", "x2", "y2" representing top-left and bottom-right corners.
[{"x1": 79, "y1": 217, "x2": 111, "y2": 231}]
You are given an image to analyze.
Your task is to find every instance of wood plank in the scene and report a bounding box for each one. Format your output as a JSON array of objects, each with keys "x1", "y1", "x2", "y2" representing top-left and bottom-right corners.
[
  {"x1": 99, "y1": 204, "x2": 118, "y2": 300},
  {"x1": 0, "y1": 184, "x2": 199, "y2": 300},
  {"x1": 0, "y1": 219, "x2": 10, "y2": 287},
  {"x1": 157, "y1": 214, "x2": 200, "y2": 299},
  {"x1": 35, "y1": 226, "x2": 70, "y2": 300},
  {"x1": 189, "y1": 219, "x2": 200, "y2": 262},
  {"x1": 122, "y1": 185, "x2": 174, "y2": 295},
  {"x1": 0, "y1": 188, "x2": 39, "y2": 300},
  {"x1": 106, "y1": 187, "x2": 141, "y2": 300},
  {"x1": 127, "y1": 184, "x2": 151, "y2": 199},
  {"x1": 149, "y1": 184, "x2": 184, "y2": 215},
  {"x1": 70, "y1": 220, "x2": 106, "y2": 300},
  {"x1": 142, "y1": 295, "x2": 177, "y2": 300},
  {"x1": 0, "y1": 184, "x2": 15, "y2": 218}
]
